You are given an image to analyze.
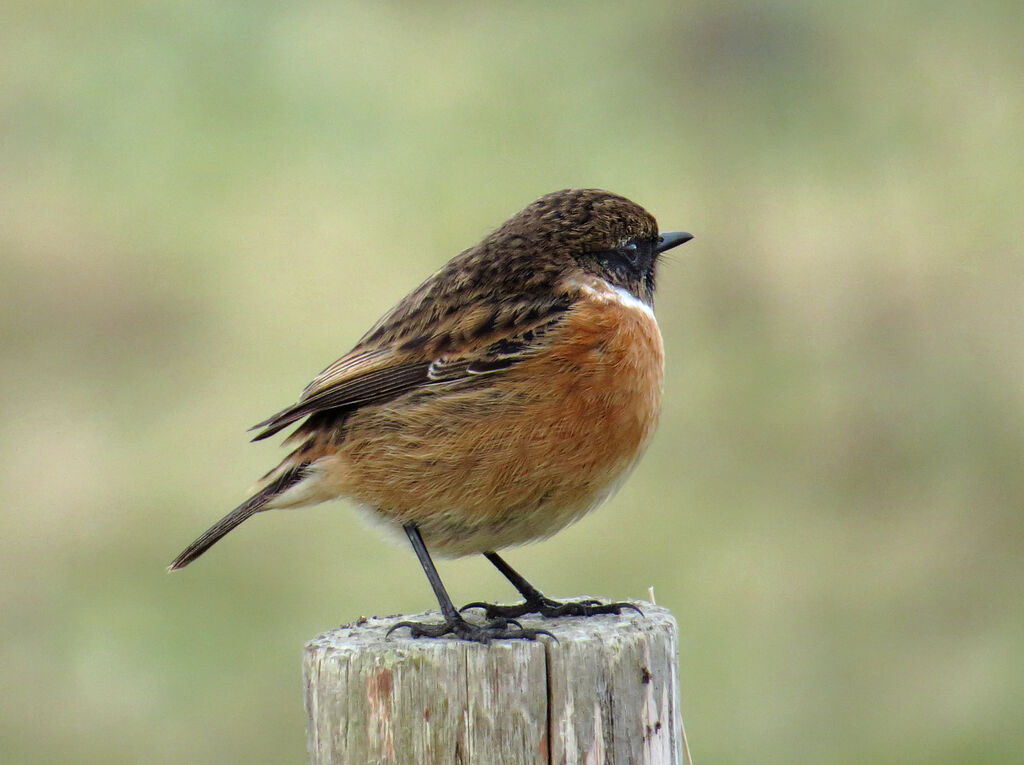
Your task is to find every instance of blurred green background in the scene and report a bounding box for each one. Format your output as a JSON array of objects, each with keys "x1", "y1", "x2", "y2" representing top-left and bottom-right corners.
[{"x1": 2, "y1": 1, "x2": 1022, "y2": 763}]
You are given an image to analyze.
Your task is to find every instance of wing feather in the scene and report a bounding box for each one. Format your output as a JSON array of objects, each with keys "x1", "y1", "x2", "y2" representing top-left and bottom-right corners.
[{"x1": 249, "y1": 297, "x2": 571, "y2": 442}]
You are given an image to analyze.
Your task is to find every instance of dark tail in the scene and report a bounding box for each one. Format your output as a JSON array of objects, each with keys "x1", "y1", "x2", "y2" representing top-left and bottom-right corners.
[{"x1": 168, "y1": 467, "x2": 304, "y2": 571}]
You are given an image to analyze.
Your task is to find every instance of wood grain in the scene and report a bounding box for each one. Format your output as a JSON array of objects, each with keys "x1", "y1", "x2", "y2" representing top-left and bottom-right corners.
[{"x1": 304, "y1": 601, "x2": 682, "y2": 764}]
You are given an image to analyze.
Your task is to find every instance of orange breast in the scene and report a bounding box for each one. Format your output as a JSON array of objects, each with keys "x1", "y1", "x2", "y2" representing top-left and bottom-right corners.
[{"x1": 322, "y1": 284, "x2": 665, "y2": 556}]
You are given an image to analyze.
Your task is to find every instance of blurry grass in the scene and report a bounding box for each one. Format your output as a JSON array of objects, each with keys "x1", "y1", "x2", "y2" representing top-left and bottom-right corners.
[{"x1": 1, "y1": 1, "x2": 1022, "y2": 763}]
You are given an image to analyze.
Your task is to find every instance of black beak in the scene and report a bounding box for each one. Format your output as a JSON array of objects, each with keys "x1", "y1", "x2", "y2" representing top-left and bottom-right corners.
[
  {"x1": 656, "y1": 231, "x2": 693, "y2": 253},
  {"x1": 655, "y1": 231, "x2": 696, "y2": 252}
]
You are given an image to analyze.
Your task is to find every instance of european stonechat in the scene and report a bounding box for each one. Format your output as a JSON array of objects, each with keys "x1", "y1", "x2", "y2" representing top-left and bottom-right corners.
[{"x1": 170, "y1": 189, "x2": 692, "y2": 642}]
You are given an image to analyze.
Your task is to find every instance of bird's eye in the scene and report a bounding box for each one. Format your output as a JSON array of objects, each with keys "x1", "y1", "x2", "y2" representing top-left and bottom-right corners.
[{"x1": 590, "y1": 239, "x2": 649, "y2": 273}]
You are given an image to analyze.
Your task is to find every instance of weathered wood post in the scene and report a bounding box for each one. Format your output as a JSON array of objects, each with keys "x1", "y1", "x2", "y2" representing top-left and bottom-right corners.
[{"x1": 304, "y1": 601, "x2": 683, "y2": 764}]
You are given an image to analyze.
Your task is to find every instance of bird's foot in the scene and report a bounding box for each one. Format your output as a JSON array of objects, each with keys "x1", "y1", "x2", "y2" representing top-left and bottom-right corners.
[
  {"x1": 461, "y1": 596, "x2": 643, "y2": 621},
  {"x1": 386, "y1": 614, "x2": 553, "y2": 644}
]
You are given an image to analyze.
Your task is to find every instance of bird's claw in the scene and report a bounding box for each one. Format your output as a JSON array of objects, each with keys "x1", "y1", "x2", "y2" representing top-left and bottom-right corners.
[
  {"x1": 461, "y1": 597, "x2": 643, "y2": 620},
  {"x1": 387, "y1": 614, "x2": 553, "y2": 643}
]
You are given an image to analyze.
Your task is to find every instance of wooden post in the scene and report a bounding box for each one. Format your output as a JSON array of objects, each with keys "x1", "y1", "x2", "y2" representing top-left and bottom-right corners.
[{"x1": 303, "y1": 601, "x2": 683, "y2": 764}]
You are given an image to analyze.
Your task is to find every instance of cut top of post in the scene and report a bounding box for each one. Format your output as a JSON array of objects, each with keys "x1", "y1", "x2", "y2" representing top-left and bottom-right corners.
[{"x1": 304, "y1": 601, "x2": 683, "y2": 764}]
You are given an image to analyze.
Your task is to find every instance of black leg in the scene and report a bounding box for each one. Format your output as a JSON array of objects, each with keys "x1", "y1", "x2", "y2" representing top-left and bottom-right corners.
[
  {"x1": 461, "y1": 551, "x2": 643, "y2": 620},
  {"x1": 387, "y1": 525, "x2": 553, "y2": 643}
]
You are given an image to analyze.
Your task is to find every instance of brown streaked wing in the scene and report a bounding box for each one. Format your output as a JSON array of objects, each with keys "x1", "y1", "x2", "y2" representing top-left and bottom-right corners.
[
  {"x1": 300, "y1": 347, "x2": 393, "y2": 400},
  {"x1": 248, "y1": 298, "x2": 572, "y2": 442}
]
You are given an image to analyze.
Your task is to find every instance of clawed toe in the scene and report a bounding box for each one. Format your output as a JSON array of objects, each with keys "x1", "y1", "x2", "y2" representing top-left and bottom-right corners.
[
  {"x1": 537, "y1": 598, "x2": 643, "y2": 618},
  {"x1": 607, "y1": 601, "x2": 644, "y2": 616},
  {"x1": 387, "y1": 614, "x2": 553, "y2": 643},
  {"x1": 460, "y1": 596, "x2": 643, "y2": 620}
]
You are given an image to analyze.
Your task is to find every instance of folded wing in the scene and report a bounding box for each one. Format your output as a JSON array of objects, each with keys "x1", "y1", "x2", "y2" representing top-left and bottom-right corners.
[{"x1": 249, "y1": 295, "x2": 571, "y2": 441}]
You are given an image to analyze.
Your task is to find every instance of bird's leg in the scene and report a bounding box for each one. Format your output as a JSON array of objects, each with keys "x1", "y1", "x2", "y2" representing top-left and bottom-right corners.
[
  {"x1": 387, "y1": 525, "x2": 552, "y2": 643},
  {"x1": 461, "y1": 551, "x2": 643, "y2": 620}
]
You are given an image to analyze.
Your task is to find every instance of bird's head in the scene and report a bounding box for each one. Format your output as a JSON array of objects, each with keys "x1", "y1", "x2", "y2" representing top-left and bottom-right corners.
[{"x1": 482, "y1": 188, "x2": 692, "y2": 306}]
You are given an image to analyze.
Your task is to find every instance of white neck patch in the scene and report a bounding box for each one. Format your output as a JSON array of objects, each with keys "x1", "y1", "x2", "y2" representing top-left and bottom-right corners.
[
  {"x1": 609, "y1": 284, "x2": 656, "y2": 321},
  {"x1": 570, "y1": 278, "x2": 657, "y2": 321}
]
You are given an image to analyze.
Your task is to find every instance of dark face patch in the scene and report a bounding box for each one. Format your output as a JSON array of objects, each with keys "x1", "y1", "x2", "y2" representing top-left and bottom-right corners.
[{"x1": 581, "y1": 236, "x2": 660, "y2": 305}]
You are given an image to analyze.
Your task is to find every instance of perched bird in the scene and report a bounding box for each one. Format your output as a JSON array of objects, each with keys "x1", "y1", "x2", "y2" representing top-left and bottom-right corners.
[{"x1": 170, "y1": 189, "x2": 692, "y2": 642}]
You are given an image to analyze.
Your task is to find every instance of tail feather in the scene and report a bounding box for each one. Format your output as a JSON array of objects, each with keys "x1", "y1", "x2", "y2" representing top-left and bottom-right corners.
[{"x1": 168, "y1": 467, "x2": 304, "y2": 571}]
